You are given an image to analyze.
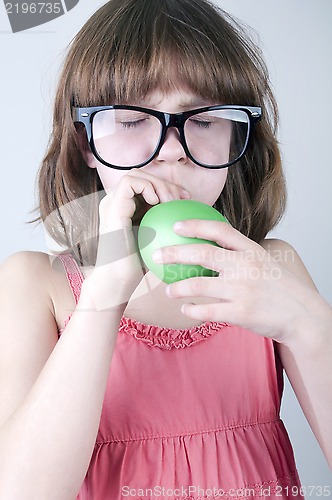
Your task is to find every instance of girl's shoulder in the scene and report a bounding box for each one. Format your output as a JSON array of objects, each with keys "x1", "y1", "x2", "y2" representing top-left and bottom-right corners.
[
  {"x1": 0, "y1": 252, "x2": 55, "y2": 327},
  {"x1": 0, "y1": 250, "x2": 58, "y2": 300},
  {"x1": 1, "y1": 250, "x2": 52, "y2": 273},
  {"x1": 261, "y1": 238, "x2": 316, "y2": 289},
  {"x1": 0, "y1": 251, "x2": 53, "y2": 298},
  {"x1": 0, "y1": 251, "x2": 76, "y2": 333}
]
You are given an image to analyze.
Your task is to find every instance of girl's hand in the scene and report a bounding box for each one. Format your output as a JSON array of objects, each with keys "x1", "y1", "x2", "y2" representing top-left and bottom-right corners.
[
  {"x1": 153, "y1": 219, "x2": 312, "y2": 345},
  {"x1": 86, "y1": 170, "x2": 191, "y2": 310}
]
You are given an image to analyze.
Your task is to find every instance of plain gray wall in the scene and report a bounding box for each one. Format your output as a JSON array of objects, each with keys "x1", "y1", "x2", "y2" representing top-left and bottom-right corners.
[{"x1": 1, "y1": 0, "x2": 331, "y2": 492}]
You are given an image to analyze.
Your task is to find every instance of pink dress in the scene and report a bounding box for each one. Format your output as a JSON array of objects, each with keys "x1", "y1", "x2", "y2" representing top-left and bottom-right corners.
[{"x1": 58, "y1": 253, "x2": 303, "y2": 500}]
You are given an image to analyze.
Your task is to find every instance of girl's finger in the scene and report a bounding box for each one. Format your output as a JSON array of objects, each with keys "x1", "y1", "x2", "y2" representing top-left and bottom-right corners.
[
  {"x1": 126, "y1": 169, "x2": 191, "y2": 202},
  {"x1": 119, "y1": 176, "x2": 159, "y2": 205},
  {"x1": 166, "y1": 275, "x2": 231, "y2": 301},
  {"x1": 180, "y1": 301, "x2": 232, "y2": 323},
  {"x1": 154, "y1": 243, "x2": 231, "y2": 273},
  {"x1": 180, "y1": 300, "x2": 261, "y2": 335},
  {"x1": 173, "y1": 219, "x2": 255, "y2": 252}
]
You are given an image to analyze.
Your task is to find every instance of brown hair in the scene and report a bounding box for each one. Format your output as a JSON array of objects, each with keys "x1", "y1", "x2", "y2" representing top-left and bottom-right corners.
[{"x1": 36, "y1": 0, "x2": 286, "y2": 265}]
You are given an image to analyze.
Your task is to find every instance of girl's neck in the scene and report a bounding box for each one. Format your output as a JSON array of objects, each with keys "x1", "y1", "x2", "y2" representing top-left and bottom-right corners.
[
  {"x1": 79, "y1": 265, "x2": 212, "y2": 330},
  {"x1": 123, "y1": 271, "x2": 212, "y2": 330}
]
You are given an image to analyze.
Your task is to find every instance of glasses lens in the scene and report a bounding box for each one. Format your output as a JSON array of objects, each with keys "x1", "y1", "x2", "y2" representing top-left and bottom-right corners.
[
  {"x1": 92, "y1": 109, "x2": 162, "y2": 168},
  {"x1": 184, "y1": 109, "x2": 250, "y2": 167}
]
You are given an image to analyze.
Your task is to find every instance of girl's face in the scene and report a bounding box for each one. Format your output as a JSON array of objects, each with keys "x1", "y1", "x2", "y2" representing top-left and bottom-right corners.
[{"x1": 84, "y1": 88, "x2": 228, "y2": 206}]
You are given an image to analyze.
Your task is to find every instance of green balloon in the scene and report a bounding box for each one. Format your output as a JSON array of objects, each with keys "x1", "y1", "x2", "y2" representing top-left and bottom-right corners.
[{"x1": 137, "y1": 199, "x2": 228, "y2": 284}]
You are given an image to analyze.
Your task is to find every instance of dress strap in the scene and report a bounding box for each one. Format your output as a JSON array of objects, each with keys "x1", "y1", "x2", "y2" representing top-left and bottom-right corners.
[{"x1": 57, "y1": 253, "x2": 84, "y2": 305}]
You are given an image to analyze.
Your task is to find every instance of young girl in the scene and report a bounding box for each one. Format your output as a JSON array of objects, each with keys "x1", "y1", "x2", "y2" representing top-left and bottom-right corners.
[{"x1": 0, "y1": 0, "x2": 331, "y2": 498}]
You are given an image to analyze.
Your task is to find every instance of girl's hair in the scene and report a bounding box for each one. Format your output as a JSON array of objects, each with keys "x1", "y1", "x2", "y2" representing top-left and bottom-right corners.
[{"x1": 37, "y1": 0, "x2": 286, "y2": 266}]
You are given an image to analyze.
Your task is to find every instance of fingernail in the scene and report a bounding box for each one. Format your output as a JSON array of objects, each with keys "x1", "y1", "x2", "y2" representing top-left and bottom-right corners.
[
  {"x1": 153, "y1": 249, "x2": 163, "y2": 263},
  {"x1": 173, "y1": 221, "x2": 183, "y2": 232}
]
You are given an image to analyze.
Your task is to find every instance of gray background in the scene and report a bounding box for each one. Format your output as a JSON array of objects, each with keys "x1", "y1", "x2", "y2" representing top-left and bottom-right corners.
[{"x1": 0, "y1": 0, "x2": 331, "y2": 492}]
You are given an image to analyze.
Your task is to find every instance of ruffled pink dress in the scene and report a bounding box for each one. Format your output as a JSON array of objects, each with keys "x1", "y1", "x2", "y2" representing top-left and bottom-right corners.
[{"x1": 58, "y1": 253, "x2": 303, "y2": 500}]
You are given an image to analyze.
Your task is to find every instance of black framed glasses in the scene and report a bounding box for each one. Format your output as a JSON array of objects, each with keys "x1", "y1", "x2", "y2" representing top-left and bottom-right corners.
[{"x1": 72, "y1": 104, "x2": 261, "y2": 170}]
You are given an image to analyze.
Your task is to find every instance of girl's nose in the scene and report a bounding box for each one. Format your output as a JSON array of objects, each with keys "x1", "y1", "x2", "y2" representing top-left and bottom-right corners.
[{"x1": 154, "y1": 128, "x2": 188, "y2": 165}]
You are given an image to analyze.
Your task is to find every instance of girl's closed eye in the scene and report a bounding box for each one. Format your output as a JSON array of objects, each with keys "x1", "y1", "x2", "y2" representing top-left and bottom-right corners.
[
  {"x1": 189, "y1": 118, "x2": 212, "y2": 129},
  {"x1": 120, "y1": 118, "x2": 148, "y2": 129},
  {"x1": 118, "y1": 112, "x2": 151, "y2": 130}
]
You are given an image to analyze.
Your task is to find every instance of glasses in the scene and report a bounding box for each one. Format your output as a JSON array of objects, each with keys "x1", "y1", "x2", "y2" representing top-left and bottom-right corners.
[{"x1": 72, "y1": 104, "x2": 261, "y2": 170}]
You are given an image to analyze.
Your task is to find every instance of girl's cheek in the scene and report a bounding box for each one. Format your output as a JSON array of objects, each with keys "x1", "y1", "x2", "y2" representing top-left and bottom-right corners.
[
  {"x1": 96, "y1": 165, "x2": 126, "y2": 193},
  {"x1": 191, "y1": 168, "x2": 228, "y2": 206}
]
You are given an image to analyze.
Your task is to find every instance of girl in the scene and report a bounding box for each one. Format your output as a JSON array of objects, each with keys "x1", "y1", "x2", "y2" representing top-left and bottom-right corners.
[{"x1": 0, "y1": 0, "x2": 331, "y2": 498}]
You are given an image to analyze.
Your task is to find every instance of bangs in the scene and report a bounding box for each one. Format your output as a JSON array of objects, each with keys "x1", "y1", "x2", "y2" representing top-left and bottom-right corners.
[{"x1": 69, "y1": 0, "x2": 266, "y2": 108}]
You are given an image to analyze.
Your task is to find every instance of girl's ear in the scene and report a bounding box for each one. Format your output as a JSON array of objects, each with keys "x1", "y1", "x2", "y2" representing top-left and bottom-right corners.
[{"x1": 76, "y1": 124, "x2": 97, "y2": 169}]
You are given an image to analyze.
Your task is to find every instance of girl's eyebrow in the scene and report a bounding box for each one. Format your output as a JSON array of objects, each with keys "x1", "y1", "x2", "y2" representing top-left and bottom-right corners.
[
  {"x1": 137, "y1": 97, "x2": 215, "y2": 109},
  {"x1": 178, "y1": 99, "x2": 214, "y2": 108}
]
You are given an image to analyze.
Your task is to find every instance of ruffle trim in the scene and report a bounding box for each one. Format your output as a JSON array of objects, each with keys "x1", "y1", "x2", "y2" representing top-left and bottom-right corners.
[
  {"x1": 59, "y1": 315, "x2": 229, "y2": 346},
  {"x1": 119, "y1": 317, "x2": 229, "y2": 350}
]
